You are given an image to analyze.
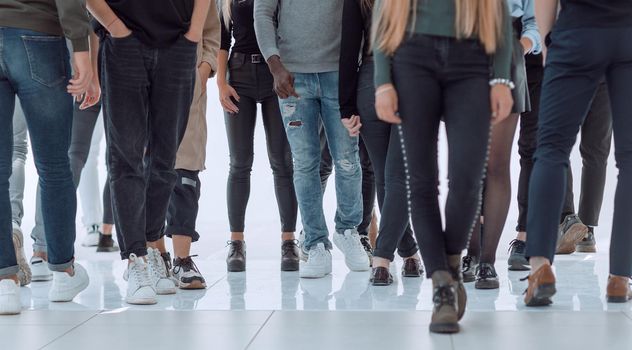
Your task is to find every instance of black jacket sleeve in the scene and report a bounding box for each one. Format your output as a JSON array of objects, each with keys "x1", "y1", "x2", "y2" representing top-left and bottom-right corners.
[
  {"x1": 338, "y1": 0, "x2": 365, "y2": 119},
  {"x1": 220, "y1": 12, "x2": 232, "y2": 51}
]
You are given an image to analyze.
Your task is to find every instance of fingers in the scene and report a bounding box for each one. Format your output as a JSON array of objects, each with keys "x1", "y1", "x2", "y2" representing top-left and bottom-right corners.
[
  {"x1": 68, "y1": 72, "x2": 92, "y2": 97},
  {"x1": 230, "y1": 88, "x2": 240, "y2": 102},
  {"x1": 221, "y1": 94, "x2": 239, "y2": 114}
]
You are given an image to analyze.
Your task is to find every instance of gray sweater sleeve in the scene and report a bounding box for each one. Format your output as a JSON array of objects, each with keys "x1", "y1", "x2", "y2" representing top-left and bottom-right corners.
[
  {"x1": 55, "y1": 0, "x2": 90, "y2": 52},
  {"x1": 254, "y1": 0, "x2": 280, "y2": 61}
]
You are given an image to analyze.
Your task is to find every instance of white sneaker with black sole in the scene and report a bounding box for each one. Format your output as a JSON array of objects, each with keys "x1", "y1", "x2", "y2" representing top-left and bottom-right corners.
[
  {"x1": 82, "y1": 224, "x2": 101, "y2": 247},
  {"x1": 147, "y1": 248, "x2": 177, "y2": 295},
  {"x1": 12, "y1": 225, "x2": 31, "y2": 286},
  {"x1": 124, "y1": 254, "x2": 157, "y2": 305},
  {"x1": 0, "y1": 279, "x2": 21, "y2": 315},
  {"x1": 49, "y1": 263, "x2": 90, "y2": 302},
  {"x1": 30, "y1": 256, "x2": 53, "y2": 282},
  {"x1": 333, "y1": 229, "x2": 370, "y2": 271},
  {"x1": 173, "y1": 256, "x2": 207, "y2": 289},
  {"x1": 299, "y1": 243, "x2": 332, "y2": 279}
]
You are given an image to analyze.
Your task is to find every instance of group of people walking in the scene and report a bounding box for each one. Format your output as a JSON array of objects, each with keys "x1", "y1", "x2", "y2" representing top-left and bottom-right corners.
[{"x1": 1, "y1": 0, "x2": 631, "y2": 335}]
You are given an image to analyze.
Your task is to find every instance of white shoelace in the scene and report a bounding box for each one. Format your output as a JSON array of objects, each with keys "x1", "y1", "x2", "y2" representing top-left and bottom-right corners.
[
  {"x1": 308, "y1": 246, "x2": 328, "y2": 263},
  {"x1": 129, "y1": 255, "x2": 152, "y2": 288},
  {"x1": 148, "y1": 250, "x2": 167, "y2": 280}
]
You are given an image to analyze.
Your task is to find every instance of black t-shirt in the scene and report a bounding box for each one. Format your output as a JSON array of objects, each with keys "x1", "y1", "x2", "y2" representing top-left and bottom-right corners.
[
  {"x1": 106, "y1": 0, "x2": 193, "y2": 48},
  {"x1": 556, "y1": 0, "x2": 632, "y2": 30},
  {"x1": 220, "y1": 0, "x2": 261, "y2": 55}
]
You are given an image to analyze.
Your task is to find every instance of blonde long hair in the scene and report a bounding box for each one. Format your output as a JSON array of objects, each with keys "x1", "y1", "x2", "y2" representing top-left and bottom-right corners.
[
  {"x1": 372, "y1": 0, "x2": 504, "y2": 55},
  {"x1": 222, "y1": 0, "x2": 233, "y2": 29}
]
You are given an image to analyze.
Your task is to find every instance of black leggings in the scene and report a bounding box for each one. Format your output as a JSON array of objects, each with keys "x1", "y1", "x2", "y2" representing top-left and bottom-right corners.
[
  {"x1": 393, "y1": 35, "x2": 491, "y2": 277},
  {"x1": 225, "y1": 54, "x2": 297, "y2": 233}
]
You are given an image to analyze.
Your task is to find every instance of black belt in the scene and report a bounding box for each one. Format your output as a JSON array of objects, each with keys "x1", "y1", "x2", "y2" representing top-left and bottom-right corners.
[{"x1": 233, "y1": 52, "x2": 264, "y2": 64}]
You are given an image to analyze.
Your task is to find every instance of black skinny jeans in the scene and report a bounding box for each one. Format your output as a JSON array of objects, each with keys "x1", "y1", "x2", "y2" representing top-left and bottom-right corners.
[
  {"x1": 102, "y1": 35, "x2": 197, "y2": 259},
  {"x1": 357, "y1": 59, "x2": 418, "y2": 260},
  {"x1": 393, "y1": 35, "x2": 491, "y2": 277},
  {"x1": 225, "y1": 52, "x2": 297, "y2": 233},
  {"x1": 525, "y1": 27, "x2": 632, "y2": 277}
]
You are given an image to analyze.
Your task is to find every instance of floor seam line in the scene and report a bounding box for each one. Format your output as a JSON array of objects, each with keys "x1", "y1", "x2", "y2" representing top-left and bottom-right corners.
[
  {"x1": 244, "y1": 310, "x2": 275, "y2": 350},
  {"x1": 38, "y1": 311, "x2": 103, "y2": 350},
  {"x1": 623, "y1": 311, "x2": 632, "y2": 322}
]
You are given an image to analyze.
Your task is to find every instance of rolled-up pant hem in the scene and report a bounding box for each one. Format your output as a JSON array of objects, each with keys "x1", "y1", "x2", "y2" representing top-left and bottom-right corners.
[
  {"x1": 48, "y1": 259, "x2": 74, "y2": 272},
  {"x1": 120, "y1": 248, "x2": 148, "y2": 260},
  {"x1": 165, "y1": 225, "x2": 200, "y2": 242},
  {"x1": 0, "y1": 266, "x2": 20, "y2": 278}
]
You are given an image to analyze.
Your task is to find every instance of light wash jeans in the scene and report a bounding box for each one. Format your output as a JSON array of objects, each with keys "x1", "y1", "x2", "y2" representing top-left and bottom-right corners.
[{"x1": 279, "y1": 71, "x2": 362, "y2": 251}]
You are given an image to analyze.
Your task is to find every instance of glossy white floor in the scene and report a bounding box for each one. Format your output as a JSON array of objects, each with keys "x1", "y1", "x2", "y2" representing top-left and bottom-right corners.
[{"x1": 6, "y1": 85, "x2": 632, "y2": 349}]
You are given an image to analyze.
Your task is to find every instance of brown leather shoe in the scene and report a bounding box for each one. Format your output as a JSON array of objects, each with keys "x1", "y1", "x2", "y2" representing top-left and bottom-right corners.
[
  {"x1": 429, "y1": 270, "x2": 459, "y2": 334},
  {"x1": 402, "y1": 257, "x2": 423, "y2": 277},
  {"x1": 447, "y1": 255, "x2": 466, "y2": 321},
  {"x1": 606, "y1": 275, "x2": 632, "y2": 303},
  {"x1": 227, "y1": 240, "x2": 246, "y2": 272},
  {"x1": 371, "y1": 266, "x2": 393, "y2": 286},
  {"x1": 523, "y1": 263, "x2": 556, "y2": 306}
]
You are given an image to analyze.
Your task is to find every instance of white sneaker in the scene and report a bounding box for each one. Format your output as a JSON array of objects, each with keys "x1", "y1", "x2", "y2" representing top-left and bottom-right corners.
[
  {"x1": 299, "y1": 243, "x2": 332, "y2": 279},
  {"x1": 333, "y1": 229, "x2": 370, "y2": 272},
  {"x1": 0, "y1": 279, "x2": 21, "y2": 315},
  {"x1": 124, "y1": 254, "x2": 157, "y2": 305},
  {"x1": 81, "y1": 225, "x2": 101, "y2": 247},
  {"x1": 12, "y1": 225, "x2": 31, "y2": 286},
  {"x1": 30, "y1": 256, "x2": 53, "y2": 282},
  {"x1": 147, "y1": 248, "x2": 177, "y2": 295},
  {"x1": 48, "y1": 263, "x2": 90, "y2": 302}
]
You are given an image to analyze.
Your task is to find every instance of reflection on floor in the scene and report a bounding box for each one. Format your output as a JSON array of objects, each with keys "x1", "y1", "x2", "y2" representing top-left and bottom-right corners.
[{"x1": 4, "y1": 245, "x2": 632, "y2": 350}]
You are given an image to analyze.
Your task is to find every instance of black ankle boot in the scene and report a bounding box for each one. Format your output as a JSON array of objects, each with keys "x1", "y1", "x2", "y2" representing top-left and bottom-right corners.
[{"x1": 227, "y1": 240, "x2": 246, "y2": 272}]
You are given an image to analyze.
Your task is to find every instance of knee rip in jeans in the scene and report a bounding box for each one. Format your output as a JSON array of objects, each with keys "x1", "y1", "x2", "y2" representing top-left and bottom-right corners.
[
  {"x1": 335, "y1": 158, "x2": 357, "y2": 173},
  {"x1": 282, "y1": 103, "x2": 297, "y2": 117}
]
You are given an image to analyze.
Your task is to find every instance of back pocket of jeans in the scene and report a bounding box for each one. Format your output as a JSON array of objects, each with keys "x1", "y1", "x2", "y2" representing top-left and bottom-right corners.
[{"x1": 21, "y1": 36, "x2": 68, "y2": 87}]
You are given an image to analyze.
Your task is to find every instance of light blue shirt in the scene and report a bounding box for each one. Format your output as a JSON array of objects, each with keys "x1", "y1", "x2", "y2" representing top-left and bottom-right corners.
[{"x1": 508, "y1": 0, "x2": 542, "y2": 54}]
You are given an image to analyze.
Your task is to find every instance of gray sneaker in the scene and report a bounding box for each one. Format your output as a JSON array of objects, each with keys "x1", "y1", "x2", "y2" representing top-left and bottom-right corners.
[
  {"x1": 508, "y1": 239, "x2": 530, "y2": 271},
  {"x1": 576, "y1": 227, "x2": 596, "y2": 253},
  {"x1": 556, "y1": 214, "x2": 588, "y2": 255}
]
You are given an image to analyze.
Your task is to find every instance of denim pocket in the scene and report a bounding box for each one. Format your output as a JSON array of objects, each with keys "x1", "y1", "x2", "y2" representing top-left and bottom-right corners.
[{"x1": 21, "y1": 35, "x2": 67, "y2": 87}]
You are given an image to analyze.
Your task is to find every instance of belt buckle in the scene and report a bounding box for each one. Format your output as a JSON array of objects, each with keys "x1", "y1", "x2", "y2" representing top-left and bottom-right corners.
[{"x1": 251, "y1": 54, "x2": 262, "y2": 64}]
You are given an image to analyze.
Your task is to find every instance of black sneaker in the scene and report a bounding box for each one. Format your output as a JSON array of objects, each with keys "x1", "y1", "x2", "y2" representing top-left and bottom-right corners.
[
  {"x1": 461, "y1": 256, "x2": 478, "y2": 283},
  {"x1": 281, "y1": 240, "x2": 300, "y2": 271},
  {"x1": 360, "y1": 236, "x2": 374, "y2": 266},
  {"x1": 96, "y1": 234, "x2": 119, "y2": 253},
  {"x1": 227, "y1": 240, "x2": 246, "y2": 272},
  {"x1": 173, "y1": 255, "x2": 207, "y2": 289},
  {"x1": 370, "y1": 266, "x2": 393, "y2": 286},
  {"x1": 475, "y1": 263, "x2": 499, "y2": 289},
  {"x1": 576, "y1": 227, "x2": 596, "y2": 253},
  {"x1": 507, "y1": 239, "x2": 530, "y2": 271}
]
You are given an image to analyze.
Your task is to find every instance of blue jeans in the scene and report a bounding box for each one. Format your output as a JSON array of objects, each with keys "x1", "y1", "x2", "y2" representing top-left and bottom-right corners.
[
  {"x1": 279, "y1": 72, "x2": 362, "y2": 251},
  {"x1": 0, "y1": 27, "x2": 76, "y2": 277}
]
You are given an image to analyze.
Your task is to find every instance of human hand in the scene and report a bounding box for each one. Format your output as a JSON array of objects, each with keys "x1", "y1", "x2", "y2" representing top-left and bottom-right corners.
[
  {"x1": 375, "y1": 84, "x2": 401, "y2": 124},
  {"x1": 342, "y1": 115, "x2": 362, "y2": 137},
  {"x1": 219, "y1": 82, "x2": 240, "y2": 114},
  {"x1": 268, "y1": 56, "x2": 299, "y2": 99},
  {"x1": 490, "y1": 84, "x2": 513, "y2": 125},
  {"x1": 68, "y1": 51, "x2": 93, "y2": 98}
]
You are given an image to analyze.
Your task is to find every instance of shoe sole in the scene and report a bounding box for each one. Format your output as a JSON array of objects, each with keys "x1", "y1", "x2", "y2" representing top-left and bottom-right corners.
[
  {"x1": 371, "y1": 279, "x2": 393, "y2": 286},
  {"x1": 575, "y1": 244, "x2": 596, "y2": 253},
  {"x1": 281, "y1": 261, "x2": 299, "y2": 272},
  {"x1": 429, "y1": 322, "x2": 460, "y2": 334},
  {"x1": 402, "y1": 271, "x2": 422, "y2": 278},
  {"x1": 508, "y1": 262, "x2": 531, "y2": 271},
  {"x1": 126, "y1": 297, "x2": 157, "y2": 305},
  {"x1": 32, "y1": 274, "x2": 53, "y2": 282},
  {"x1": 12, "y1": 229, "x2": 31, "y2": 286},
  {"x1": 49, "y1": 277, "x2": 90, "y2": 302},
  {"x1": 96, "y1": 246, "x2": 120, "y2": 253},
  {"x1": 156, "y1": 288, "x2": 177, "y2": 295},
  {"x1": 463, "y1": 274, "x2": 476, "y2": 283},
  {"x1": 606, "y1": 295, "x2": 632, "y2": 303},
  {"x1": 556, "y1": 224, "x2": 589, "y2": 254},
  {"x1": 525, "y1": 283, "x2": 556, "y2": 307},
  {"x1": 299, "y1": 267, "x2": 332, "y2": 279},
  {"x1": 179, "y1": 280, "x2": 207, "y2": 290},
  {"x1": 475, "y1": 280, "x2": 500, "y2": 289},
  {"x1": 227, "y1": 261, "x2": 246, "y2": 272}
]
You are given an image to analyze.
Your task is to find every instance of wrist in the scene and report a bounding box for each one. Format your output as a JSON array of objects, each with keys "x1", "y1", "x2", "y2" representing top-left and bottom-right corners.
[
  {"x1": 267, "y1": 56, "x2": 284, "y2": 73},
  {"x1": 489, "y1": 78, "x2": 515, "y2": 90}
]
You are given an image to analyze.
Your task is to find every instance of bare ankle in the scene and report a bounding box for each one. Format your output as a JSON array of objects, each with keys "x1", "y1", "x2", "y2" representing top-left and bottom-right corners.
[
  {"x1": 373, "y1": 257, "x2": 390, "y2": 268},
  {"x1": 529, "y1": 257, "x2": 550, "y2": 273},
  {"x1": 516, "y1": 231, "x2": 527, "y2": 241}
]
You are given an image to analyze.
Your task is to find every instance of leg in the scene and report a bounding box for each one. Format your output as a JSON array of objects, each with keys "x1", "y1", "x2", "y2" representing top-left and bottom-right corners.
[
  {"x1": 319, "y1": 125, "x2": 333, "y2": 192},
  {"x1": 166, "y1": 169, "x2": 201, "y2": 257},
  {"x1": 357, "y1": 138, "x2": 376, "y2": 237},
  {"x1": 280, "y1": 73, "x2": 331, "y2": 250},
  {"x1": 75, "y1": 104, "x2": 104, "y2": 229},
  {"x1": 9, "y1": 101, "x2": 27, "y2": 228},
  {"x1": 261, "y1": 94, "x2": 297, "y2": 238},
  {"x1": 225, "y1": 95, "x2": 257, "y2": 239}
]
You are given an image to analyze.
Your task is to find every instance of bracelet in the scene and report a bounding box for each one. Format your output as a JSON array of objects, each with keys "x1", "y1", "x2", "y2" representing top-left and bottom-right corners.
[
  {"x1": 489, "y1": 78, "x2": 515, "y2": 90},
  {"x1": 375, "y1": 86, "x2": 395, "y2": 96},
  {"x1": 105, "y1": 18, "x2": 119, "y2": 30}
]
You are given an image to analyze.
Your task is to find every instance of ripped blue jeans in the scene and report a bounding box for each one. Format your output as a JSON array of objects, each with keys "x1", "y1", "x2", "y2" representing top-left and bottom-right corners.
[{"x1": 279, "y1": 72, "x2": 362, "y2": 251}]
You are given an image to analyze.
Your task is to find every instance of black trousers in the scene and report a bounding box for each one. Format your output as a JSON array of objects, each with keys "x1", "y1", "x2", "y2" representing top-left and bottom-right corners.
[
  {"x1": 102, "y1": 35, "x2": 197, "y2": 259},
  {"x1": 165, "y1": 169, "x2": 201, "y2": 242},
  {"x1": 225, "y1": 53, "x2": 297, "y2": 233},
  {"x1": 356, "y1": 59, "x2": 418, "y2": 260},
  {"x1": 525, "y1": 27, "x2": 632, "y2": 277},
  {"x1": 393, "y1": 35, "x2": 491, "y2": 277}
]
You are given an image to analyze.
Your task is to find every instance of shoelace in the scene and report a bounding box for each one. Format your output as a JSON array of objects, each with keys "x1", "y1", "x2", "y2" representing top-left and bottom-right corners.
[
  {"x1": 174, "y1": 255, "x2": 201, "y2": 275},
  {"x1": 281, "y1": 240, "x2": 299, "y2": 257},
  {"x1": 149, "y1": 250, "x2": 167, "y2": 280},
  {"x1": 226, "y1": 240, "x2": 244, "y2": 257},
  {"x1": 360, "y1": 236, "x2": 373, "y2": 253},
  {"x1": 432, "y1": 285, "x2": 456, "y2": 306},
  {"x1": 477, "y1": 264, "x2": 497, "y2": 279},
  {"x1": 308, "y1": 246, "x2": 327, "y2": 262},
  {"x1": 508, "y1": 239, "x2": 526, "y2": 254},
  {"x1": 130, "y1": 256, "x2": 151, "y2": 287},
  {"x1": 462, "y1": 256, "x2": 473, "y2": 271}
]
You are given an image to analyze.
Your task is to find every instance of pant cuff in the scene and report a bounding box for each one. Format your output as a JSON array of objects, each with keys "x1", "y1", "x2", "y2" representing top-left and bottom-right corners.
[
  {"x1": 0, "y1": 265, "x2": 20, "y2": 278},
  {"x1": 397, "y1": 246, "x2": 419, "y2": 259},
  {"x1": 372, "y1": 250, "x2": 395, "y2": 262},
  {"x1": 121, "y1": 247, "x2": 148, "y2": 260},
  {"x1": 304, "y1": 238, "x2": 333, "y2": 251},
  {"x1": 165, "y1": 225, "x2": 200, "y2": 242},
  {"x1": 146, "y1": 230, "x2": 164, "y2": 244},
  {"x1": 48, "y1": 259, "x2": 74, "y2": 272}
]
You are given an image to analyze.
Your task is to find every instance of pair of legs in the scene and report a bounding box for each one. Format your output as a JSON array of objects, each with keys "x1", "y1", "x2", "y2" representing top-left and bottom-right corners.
[
  {"x1": 526, "y1": 27, "x2": 632, "y2": 293},
  {"x1": 225, "y1": 55, "x2": 297, "y2": 243},
  {"x1": 279, "y1": 71, "x2": 363, "y2": 251},
  {"x1": 1, "y1": 28, "x2": 78, "y2": 282}
]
